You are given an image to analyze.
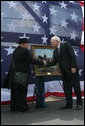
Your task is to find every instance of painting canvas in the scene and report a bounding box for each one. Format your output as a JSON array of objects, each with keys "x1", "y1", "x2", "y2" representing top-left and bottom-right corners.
[{"x1": 31, "y1": 45, "x2": 61, "y2": 76}]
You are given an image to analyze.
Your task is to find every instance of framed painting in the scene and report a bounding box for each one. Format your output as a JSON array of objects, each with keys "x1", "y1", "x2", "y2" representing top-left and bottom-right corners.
[{"x1": 31, "y1": 45, "x2": 61, "y2": 76}]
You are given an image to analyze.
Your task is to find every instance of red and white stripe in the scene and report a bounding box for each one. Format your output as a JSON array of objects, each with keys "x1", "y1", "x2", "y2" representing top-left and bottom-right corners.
[{"x1": 79, "y1": 1, "x2": 84, "y2": 53}]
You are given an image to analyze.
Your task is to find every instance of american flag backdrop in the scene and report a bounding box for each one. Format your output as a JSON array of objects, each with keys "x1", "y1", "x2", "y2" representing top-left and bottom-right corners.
[{"x1": 1, "y1": 1, "x2": 84, "y2": 104}]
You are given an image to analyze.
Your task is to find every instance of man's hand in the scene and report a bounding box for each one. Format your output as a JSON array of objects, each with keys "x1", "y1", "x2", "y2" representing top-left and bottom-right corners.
[
  {"x1": 43, "y1": 60, "x2": 47, "y2": 66},
  {"x1": 71, "y1": 68, "x2": 76, "y2": 74}
]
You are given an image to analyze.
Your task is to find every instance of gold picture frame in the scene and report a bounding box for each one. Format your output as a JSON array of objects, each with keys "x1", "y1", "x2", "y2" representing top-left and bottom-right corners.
[{"x1": 31, "y1": 45, "x2": 61, "y2": 76}]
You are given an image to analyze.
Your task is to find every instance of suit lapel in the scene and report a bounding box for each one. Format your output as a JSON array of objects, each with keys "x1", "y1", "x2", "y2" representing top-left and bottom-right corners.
[{"x1": 60, "y1": 43, "x2": 63, "y2": 58}]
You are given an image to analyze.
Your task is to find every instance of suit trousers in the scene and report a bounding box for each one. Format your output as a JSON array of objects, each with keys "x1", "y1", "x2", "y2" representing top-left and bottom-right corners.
[
  {"x1": 62, "y1": 71, "x2": 82, "y2": 107},
  {"x1": 11, "y1": 82, "x2": 28, "y2": 111}
]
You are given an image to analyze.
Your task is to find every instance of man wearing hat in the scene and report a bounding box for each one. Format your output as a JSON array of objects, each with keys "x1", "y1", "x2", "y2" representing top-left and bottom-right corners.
[{"x1": 7, "y1": 38, "x2": 44, "y2": 112}]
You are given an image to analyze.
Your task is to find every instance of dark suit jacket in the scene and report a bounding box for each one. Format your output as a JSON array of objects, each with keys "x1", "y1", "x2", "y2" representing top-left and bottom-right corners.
[
  {"x1": 47, "y1": 42, "x2": 79, "y2": 80},
  {"x1": 2, "y1": 46, "x2": 43, "y2": 89},
  {"x1": 13, "y1": 46, "x2": 43, "y2": 74}
]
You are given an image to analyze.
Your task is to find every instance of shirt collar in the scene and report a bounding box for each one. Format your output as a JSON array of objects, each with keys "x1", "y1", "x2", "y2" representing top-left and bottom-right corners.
[{"x1": 58, "y1": 43, "x2": 60, "y2": 48}]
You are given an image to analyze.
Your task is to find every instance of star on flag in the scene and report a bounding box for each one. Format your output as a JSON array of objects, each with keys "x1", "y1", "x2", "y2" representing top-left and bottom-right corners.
[
  {"x1": 8, "y1": 22, "x2": 17, "y2": 32},
  {"x1": 1, "y1": 36, "x2": 3, "y2": 40},
  {"x1": 19, "y1": 33, "x2": 30, "y2": 39},
  {"x1": 61, "y1": 38, "x2": 65, "y2": 43},
  {"x1": 7, "y1": 1, "x2": 17, "y2": 9},
  {"x1": 5, "y1": 72, "x2": 8, "y2": 75},
  {"x1": 79, "y1": 69, "x2": 83, "y2": 76},
  {"x1": 42, "y1": 35, "x2": 48, "y2": 44},
  {"x1": 74, "y1": 50, "x2": 79, "y2": 56},
  {"x1": 70, "y1": 12, "x2": 78, "y2": 22},
  {"x1": 42, "y1": 1, "x2": 47, "y2": 4},
  {"x1": 49, "y1": 27, "x2": 56, "y2": 35},
  {"x1": 59, "y1": 1, "x2": 68, "y2": 9},
  {"x1": 60, "y1": 20, "x2": 68, "y2": 28},
  {"x1": 1, "y1": 59, "x2": 3, "y2": 62},
  {"x1": 70, "y1": 31, "x2": 77, "y2": 40},
  {"x1": 33, "y1": 2, "x2": 40, "y2": 12},
  {"x1": 42, "y1": 14, "x2": 48, "y2": 23},
  {"x1": 69, "y1": 1, "x2": 75, "y2": 4},
  {"x1": 21, "y1": 11, "x2": 30, "y2": 21},
  {"x1": 32, "y1": 23, "x2": 40, "y2": 33},
  {"x1": 49, "y1": 7, "x2": 57, "y2": 16},
  {"x1": 5, "y1": 46, "x2": 15, "y2": 56}
]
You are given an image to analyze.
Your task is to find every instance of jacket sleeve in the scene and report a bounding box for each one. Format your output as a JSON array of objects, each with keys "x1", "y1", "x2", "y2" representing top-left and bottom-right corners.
[
  {"x1": 2, "y1": 61, "x2": 14, "y2": 89},
  {"x1": 24, "y1": 49, "x2": 44, "y2": 65},
  {"x1": 65, "y1": 42, "x2": 78, "y2": 68},
  {"x1": 47, "y1": 50, "x2": 58, "y2": 67}
]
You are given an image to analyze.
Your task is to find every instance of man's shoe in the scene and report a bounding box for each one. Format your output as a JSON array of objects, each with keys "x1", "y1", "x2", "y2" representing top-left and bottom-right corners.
[
  {"x1": 40, "y1": 104, "x2": 47, "y2": 108},
  {"x1": 10, "y1": 108, "x2": 18, "y2": 112},
  {"x1": 75, "y1": 105, "x2": 82, "y2": 110},
  {"x1": 27, "y1": 108, "x2": 33, "y2": 112},
  {"x1": 35, "y1": 104, "x2": 41, "y2": 108},
  {"x1": 35, "y1": 104, "x2": 47, "y2": 108},
  {"x1": 19, "y1": 107, "x2": 33, "y2": 113},
  {"x1": 60, "y1": 106, "x2": 73, "y2": 110}
]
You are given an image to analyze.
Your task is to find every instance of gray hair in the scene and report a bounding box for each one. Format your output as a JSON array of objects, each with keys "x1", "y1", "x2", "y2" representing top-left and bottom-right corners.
[{"x1": 51, "y1": 36, "x2": 61, "y2": 43}]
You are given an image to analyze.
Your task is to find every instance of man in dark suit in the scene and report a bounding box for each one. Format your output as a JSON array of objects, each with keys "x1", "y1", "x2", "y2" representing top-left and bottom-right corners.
[
  {"x1": 6, "y1": 38, "x2": 44, "y2": 112},
  {"x1": 43, "y1": 36, "x2": 82, "y2": 110}
]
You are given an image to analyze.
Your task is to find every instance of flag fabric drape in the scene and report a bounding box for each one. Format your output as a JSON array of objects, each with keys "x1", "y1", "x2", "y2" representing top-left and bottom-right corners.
[{"x1": 1, "y1": 1, "x2": 84, "y2": 104}]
